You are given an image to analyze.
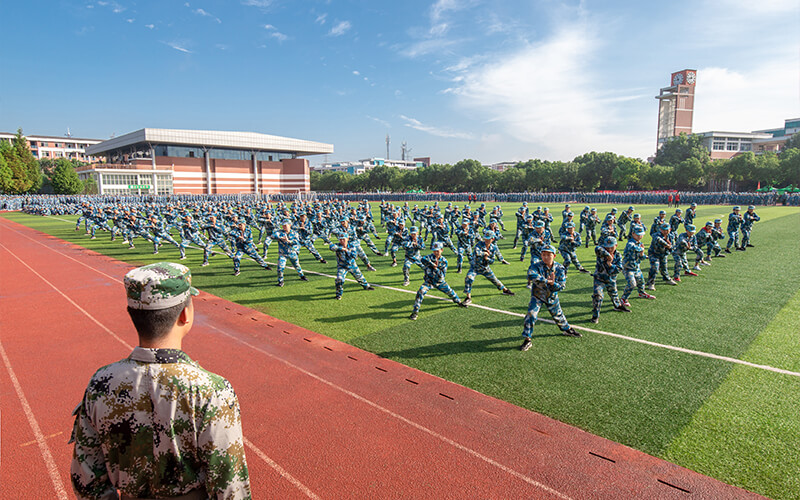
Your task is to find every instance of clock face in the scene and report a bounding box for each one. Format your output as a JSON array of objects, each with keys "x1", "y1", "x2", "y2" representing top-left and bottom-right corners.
[
  {"x1": 686, "y1": 71, "x2": 696, "y2": 84},
  {"x1": 672, "y1": 73, "x2": 684, "y2": 85}
]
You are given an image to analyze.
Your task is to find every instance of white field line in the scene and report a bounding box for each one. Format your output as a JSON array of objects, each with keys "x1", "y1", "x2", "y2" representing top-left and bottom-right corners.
[
  {"x1": 206, "y1": 324, "x2": 572, "y2": 499},
  {"x1": 1, "y1": 222, "x2": 568, "y2": 499},
  {"x1": 0, "y1": 239, "x2": 320, "y2": 500},
  {"x1": 0, "y1": 339, "x2": 69, "y2": 500},
  {"x1": 16, "y1": 217, "x2": 800, "y2": 379}
]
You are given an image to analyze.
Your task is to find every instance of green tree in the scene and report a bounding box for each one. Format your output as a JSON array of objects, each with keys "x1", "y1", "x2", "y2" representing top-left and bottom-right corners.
[
  {"x1": 783, "y1": 132, "x2": 800, "y2": 151},
  {"x1": 573, "y1": 152, "x2": 620, "y2": 191},
  {"x1": 50, "y1": 158, "x2": 84, "y2": 194},
  {"x1": 0, "y1": 147, "x2": 12, "y2": 193},
  {"x1": 82, "y1": 176, "x2": 99, "y2": 195},
  {"x1": 11, "y1": 129, "x2": 42, "y2": 193},
  {"x1": 673, "y1": 157, "x2": 706, "y2": 189},
  {"x1": 0, "y1": 137, "x2": 31, "y2": 193},
  {"x1": 779, "y1": 148, "x2": 800, "y2": 187},
  {"x1": 654, "y1": 133, "x2": 710, "y2": 168},
  {"x1": 612, "y1": 157, "x2": 646, "y2": 190}
]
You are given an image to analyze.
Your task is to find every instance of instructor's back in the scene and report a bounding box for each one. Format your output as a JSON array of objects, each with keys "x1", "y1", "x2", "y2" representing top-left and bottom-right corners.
[{"x1": 70, "y1": 262, "x2": 251, "y2": 499}]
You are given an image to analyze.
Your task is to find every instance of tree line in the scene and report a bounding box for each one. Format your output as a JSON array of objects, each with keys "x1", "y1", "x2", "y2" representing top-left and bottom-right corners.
[
  {"x1": 0, "y1": 129, "x2": 96, "y2": 195},
  {"x1": 311, "y1": 133, "x2": 800, "y2": 193}
]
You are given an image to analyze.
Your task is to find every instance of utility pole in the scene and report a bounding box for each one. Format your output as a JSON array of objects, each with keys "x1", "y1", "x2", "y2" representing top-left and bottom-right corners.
[{"x1": 385, "y1": 134, "x2": 390, "y2": 160}]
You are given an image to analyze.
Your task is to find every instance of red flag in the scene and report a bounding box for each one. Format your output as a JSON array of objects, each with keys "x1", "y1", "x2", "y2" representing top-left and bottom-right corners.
[{"x1": 757, "y1": 181, "x2": 761, "y2": 190}]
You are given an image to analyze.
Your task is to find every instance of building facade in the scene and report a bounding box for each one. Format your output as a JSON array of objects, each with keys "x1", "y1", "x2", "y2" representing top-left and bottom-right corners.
[
  {"x1": 0, "y1": 132, "x2": 103, "y2": 162},
  {"x1": 314, "y1": 157, "x2": 425, "y2": 175},
  {"x1": 81, "y1": 128, "x2": 332, "y2": 195},
  {"x1": 655, "y1": 69, "x2": 697, "y2": 148},
  {"x1": 696, "y1": 118, "x2": 799, "y2": 160}
]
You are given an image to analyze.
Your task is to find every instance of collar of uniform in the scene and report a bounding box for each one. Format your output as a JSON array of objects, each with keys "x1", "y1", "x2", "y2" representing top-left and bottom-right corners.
[{"x1": 129, "y1": 346, "x2": 194, "y2": 364}]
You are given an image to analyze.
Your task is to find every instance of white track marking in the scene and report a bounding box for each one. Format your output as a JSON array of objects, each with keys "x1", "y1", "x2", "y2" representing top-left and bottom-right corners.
[
  {"x1": 242, "y1": 438, "x2": 321, "y2": 500},
  {"x1": 10, "y1": 218, "x2": 800, "y2": 378},
  {"x1": 0, "y1": 340, "x2": 69, "y2": 499},
  {"x1": 2, "y1": 220, "x2": 570, "y2": 498},
  {"x1": 0, "y1": 238, "x2": 323, "y2": 500},
  {"x1": 206, "y1": 324, "x2": 572, "y2": 499}
]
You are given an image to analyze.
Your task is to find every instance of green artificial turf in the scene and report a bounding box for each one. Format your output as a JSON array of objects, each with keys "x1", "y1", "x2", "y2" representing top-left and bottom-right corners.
[{"x1": 4, "y1": 203, "x2": 799, "y2": 499}]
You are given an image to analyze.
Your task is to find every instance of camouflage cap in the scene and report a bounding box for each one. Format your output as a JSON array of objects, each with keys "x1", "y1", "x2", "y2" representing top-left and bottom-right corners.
[
  {"x1": 603, "y1": 237, "x2": 618, "y2": 248},
  {"x1": 534, "y1": 221, "x2": 545, "y2": 228},
  {"x1": 686, "y1": 224, "x2": 696, "y2": 232},
  {"x1": 432, "y1": 242, "x2": 445, "y2": 251},
  {"x1": 124, "y1": 262, "x2": 199, "y2": 310}
]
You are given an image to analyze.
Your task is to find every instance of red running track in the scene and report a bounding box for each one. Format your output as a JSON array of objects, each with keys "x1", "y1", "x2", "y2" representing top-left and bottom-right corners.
[{"x1": 0, "y1": 216, "x2": 763, "y2": 499}]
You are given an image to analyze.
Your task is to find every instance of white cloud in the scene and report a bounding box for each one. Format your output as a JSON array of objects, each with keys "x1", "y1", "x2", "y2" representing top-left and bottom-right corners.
[
  {"x1": 163, "y1": 41, "x2": 192, "y2": 54},
  {"x1": 447, "y1": 22, "x2": 651, "y2": 159},
  {"x1": 400, "y1": 115, "x2": 475, "y2": 140},
  {"x1": 126, "y1": 18, "x2": 134, "y2": 23},
  {"x1": 367, "y1": 115, "x2": 391, "y2": 128},
  {"x1": 693, "y1": 61, "x2": 800, "y2": 133},
  {"x1": 315, "y1": 13, "x2": 327, "y2": 25},
  {"x1": 352, "y1": 70, "x2": 360, "y2": 75},
  {"x1": 400, "y1": 38, "x2": 461, "y2": 58},
  {"x1": 194, "y1": 8, "x2": 221, "y2": 23},
  {"x1": 145, "y1": 24, "x2": 155, "y2": 29},
  {"x1": 431, "y1": 0, "x2": 469, "y2": 22},
  {"x1": 97, "y1": 1, "x2": 125, "y2": 13},
  {"x1": 264, "y1": 24, "x2": 287, "y2": 42},
  {"x1": 242, "y1": 0, "x2": 272, "y2": 8},
  {"x1": 328, "y1": 20, "x2": 351, "y2": 37}
]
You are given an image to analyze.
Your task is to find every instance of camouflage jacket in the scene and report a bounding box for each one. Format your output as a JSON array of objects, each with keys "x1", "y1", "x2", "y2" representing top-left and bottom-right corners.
[{"x1": 71, "y1": 347, "x2": 251, "y2": 500}]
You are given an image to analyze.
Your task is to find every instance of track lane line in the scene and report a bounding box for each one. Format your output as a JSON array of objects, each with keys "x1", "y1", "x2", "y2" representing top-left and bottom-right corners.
[
  {"x1": 0, "y1": 239, "x2": 320, "y2": 500},
  {"x1": 1, "y1": 219, "x2": 572, "y2": 498},
  {"x1": 6, "y1": 217, "x2": 800, "y2": 379},
  {"x1": 0, "y1": 339, "x2": 69, "y2": 500}
]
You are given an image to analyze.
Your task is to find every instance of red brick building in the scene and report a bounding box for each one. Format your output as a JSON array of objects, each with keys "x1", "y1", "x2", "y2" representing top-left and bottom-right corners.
[{"x1": 81, "y1": 128, "x2": 333, "y2": 195}]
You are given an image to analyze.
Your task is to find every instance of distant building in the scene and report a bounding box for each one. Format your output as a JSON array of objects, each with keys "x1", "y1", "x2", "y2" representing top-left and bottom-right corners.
[
  {"x1": 656, "y1": 69, "x2": 697, "y2": 149},
  {"x1": 81, "y1": 128, "x2": 332, "y2": 195},
  {"x1": 0, "y1": 132, "x2": 103, "y2": 163},
  {"x1": 695, "y1": 118, "x2": 799, "y2": 160},
  {"x1": 314, "y1": 157, "x2": 425, "y2": 175},
  {"x1": 485, "y1": 161, "x2": 518, "y2": 172},
  {"x1": 413, "y1": 157, "x2": 431, "y2": 167}
]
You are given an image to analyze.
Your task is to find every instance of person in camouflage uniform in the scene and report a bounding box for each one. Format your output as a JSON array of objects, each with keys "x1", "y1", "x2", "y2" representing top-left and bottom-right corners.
[
  {"x1": 329, "y1": 234, "x2": 375, "y2": 299},
  {"x1": 273, "y1": 220, "x2": 308, "y2": 287},
  {"x1": 454, "y1": 219, "x2": 475, "y2": 273},
  {"x1": 620, "y1": 227, "x2": 654, "y2": 306},
  {"x1": 646, "y1": 223, "x2": 677, "y2": 289},
  {"x1": 740, "y1": 205, "x2": 760, "y2": 249},
  {"x1": 707, "y1": 219, "x2": 726, "y2": 259},
  {"x1": 402, "y1": 226, "x2": 425, "y2": 285},
  {"x1": 409, "y1": 242, "x2": 468, "y2": 320},
  {"x1": 231, "y1": 221, "x2": 272, "y2": 276},
  {"x1": 617, "y1": 206, "x2": 634, "y2": 241},
  {"x1": 558, "y1": 222, "x2": 588, "y2": 273},
  {"x1": 520, "y1": 245, "x2": 580, "y2": 351},
  {"x1": 590, "y1": 236, "x2": 630, "y2": 323},
  {"x1": 584, "y1": 208, "x2": 600, "y2": 247},
  {"x1": 71, "y1": 262, "x2": 251, "y2": 499},
  {"x1": 671, "y1": 224, "x2": 699, "y2": 281},
  {"x1": 725, "y1": 206, "x2": 743, "y2": 252},
  {"x1": 463, "y1": 230, "x2": 514, "y2": 304}
]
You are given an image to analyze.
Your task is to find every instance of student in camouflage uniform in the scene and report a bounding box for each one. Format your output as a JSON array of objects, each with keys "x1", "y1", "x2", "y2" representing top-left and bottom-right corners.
[
  {"x1": 650, "y1": 210, "x2": 668, "y2": 236},
  {"x1": 402, "y1": 226, "x2": 425, "y2": 285},
  {"x1": 295, "y1": 213, "x2": 327, "y2": 264},
  {"x1": 454, "y1": 219, "x2": 475, "y2": 273},
  {"x1": 201, "y1": 215, "x2": 233, "y2": 266},
  {"x1": 71, "y1": 262, "x2": 251, "y2": 499},
  {"x1": 617, "y1": 206, "x2": 634, "y2": 241},
  {"x1": 513, "y1": 202, "x2": 529, "y2": 248},
  {"x1": 620, "y1": 227, "x2": 654, "y2": 306},
  {"x1": 273, "y1": 221, "x2": 308, "y2": 287},
  {"x1": 329, "y1": 234, "x2": 375, "y2": 299},
  {"x1": 578, "y1": 206, "x2": 591, "y2": 234},
  {"x1": 590, "y1": 237, "x2": 629, "y2": 323},
  {"x1": 740, "y1": 205, "x2": 760, "y2": 249},
  {"x1": 148, "y1": 215, "x2": 186, "y2": 259},
  {"x1": 463, "y1": 230, "x2": 514, "y2": 304},
  {"x1": 684, "y1": 202, "x2": 697, "y2": 229},
  {"x1": 584, "y1": 208, "x2": 600, "y2": 247},
  {"x1": 231, "y1": 221, "x2": 272, "y2": 276},
  {"x1": 669, "y1": 208, "x2": 684, "y2": 233},
  {"x1": 558, "y1": 223, "x2": 588, "y2": 273},
  {"x1": 520, "y1": 245, "x2": 580, "y2": 351},
  {"x1": 672, "y1": 224, "x2": 698, "y2": 281},
  {"x1": 409, "y1": 242, "x2": 468, "y2": 320},
  {"x1": 708, "y1": 219, "x2": 726, "y2": 259},
  {"x1": 725, "y1": 206, "x2": 743, "y2": 252},
  {"x1": 627, "y1": 213, "x2": 645, "y2": 239},
  {"x1": 646, "y1": 223, "x2": 677, "y2": 289},
  {"x1": 387, "y1": 219, "x2": 409, "y2": 266}
]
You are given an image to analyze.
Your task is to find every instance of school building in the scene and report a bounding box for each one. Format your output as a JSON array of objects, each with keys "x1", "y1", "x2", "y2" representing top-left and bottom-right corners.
[
  {"x1": 81, "y1": 128, "x2": 333, "y2": 195},
  {"x1": 0, "y1": 132, "x2": 103, "y2": 163}
]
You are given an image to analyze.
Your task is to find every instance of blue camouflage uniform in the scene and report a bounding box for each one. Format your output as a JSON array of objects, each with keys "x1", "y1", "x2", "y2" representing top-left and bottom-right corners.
[
  {"x1": 402, "y1": 228, "x2": 426, "y2": 284},
  {"x1": 454, "y1": 221, "x2": 474, "y2": 272},
  {"x1": 591, "y1": 239, "x2": 624, "y2": 320},
  {"x1": 273, "y1": 225, "x2": 306, "y2": 285},
  {"x1": 621, "y1": 233, "x2": 647, "y2": 301},
  {"x1": 726, "y1": 208, "x2": 743, "y2": 250},
  {"x1": 646, "y1": 225, "x2": 675, "y2": 287},
  {"x1": 411, "y1": 246, "x2": 463, "y2": 317},
  {"x1": 558, "y1": 224, "x2": 585, "y2": 272},
  {"x1": 740, "y1": 207, "x2": 760, "y2": 248},
  {"x1": 231, "y1": 224, "x2": 271, "y2": 274},
  {"x1": 463, "y1": 233, "x2": 511, "y2": 298},
  {"x1": 330, "y1": 239, "x2": 371, "y2": 298},
  {"x1": 522, "y1": 255, "x2": 572, "y2": 338}
]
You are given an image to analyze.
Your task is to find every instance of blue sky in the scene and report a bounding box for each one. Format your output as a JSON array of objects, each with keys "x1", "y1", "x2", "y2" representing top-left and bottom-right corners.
[{"x1": 1, "y1": 0, "x2": 797, "y2": 165}]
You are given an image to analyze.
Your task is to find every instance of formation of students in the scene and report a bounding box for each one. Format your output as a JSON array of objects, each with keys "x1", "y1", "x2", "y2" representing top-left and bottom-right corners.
[{"x1": 26, "y1": 197, "x2": 762, "y2": 352}]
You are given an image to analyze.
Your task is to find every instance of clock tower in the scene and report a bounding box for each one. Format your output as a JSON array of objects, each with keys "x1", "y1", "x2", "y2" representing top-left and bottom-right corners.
[{"x1": 656, "y1": 69, "x2": 697, "y2": 148}]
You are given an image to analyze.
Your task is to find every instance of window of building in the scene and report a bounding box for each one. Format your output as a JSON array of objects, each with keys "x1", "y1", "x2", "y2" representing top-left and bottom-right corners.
[
  {"x1": 727, "y1": 142, "x2": 738, "y2": 151},
  {"x1": 740, "y1": 143, "x2": 751, "y2": 151},
  {"x1": 713, "y1": 141, "x2": 725, "y2": 150}
]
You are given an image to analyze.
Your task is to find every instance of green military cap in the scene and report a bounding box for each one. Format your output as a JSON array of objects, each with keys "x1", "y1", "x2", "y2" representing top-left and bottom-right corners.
[{"x1": 124, "y1": 262, "x2": 199, "y2": 310}]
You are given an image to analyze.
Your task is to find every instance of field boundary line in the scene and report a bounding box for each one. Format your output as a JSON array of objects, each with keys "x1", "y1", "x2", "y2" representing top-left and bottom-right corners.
[
  {"x1": 6, "y1": 217, "x2": 800, "y2": 378},
  {"x1": 205, "y1": 324, "x2": 572, "y2": 499},
  {"x1": 0, "y1": 338, "x2": 68, "y2": 499},
  {"x1": 0, "y1": 238, "x2": 321, "y2": 500}
]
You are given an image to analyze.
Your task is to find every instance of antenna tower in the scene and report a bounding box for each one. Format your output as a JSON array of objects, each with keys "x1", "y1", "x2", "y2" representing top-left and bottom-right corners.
[{"x1": 385, "y1": 134, "x2": 390, "y2": 160}]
